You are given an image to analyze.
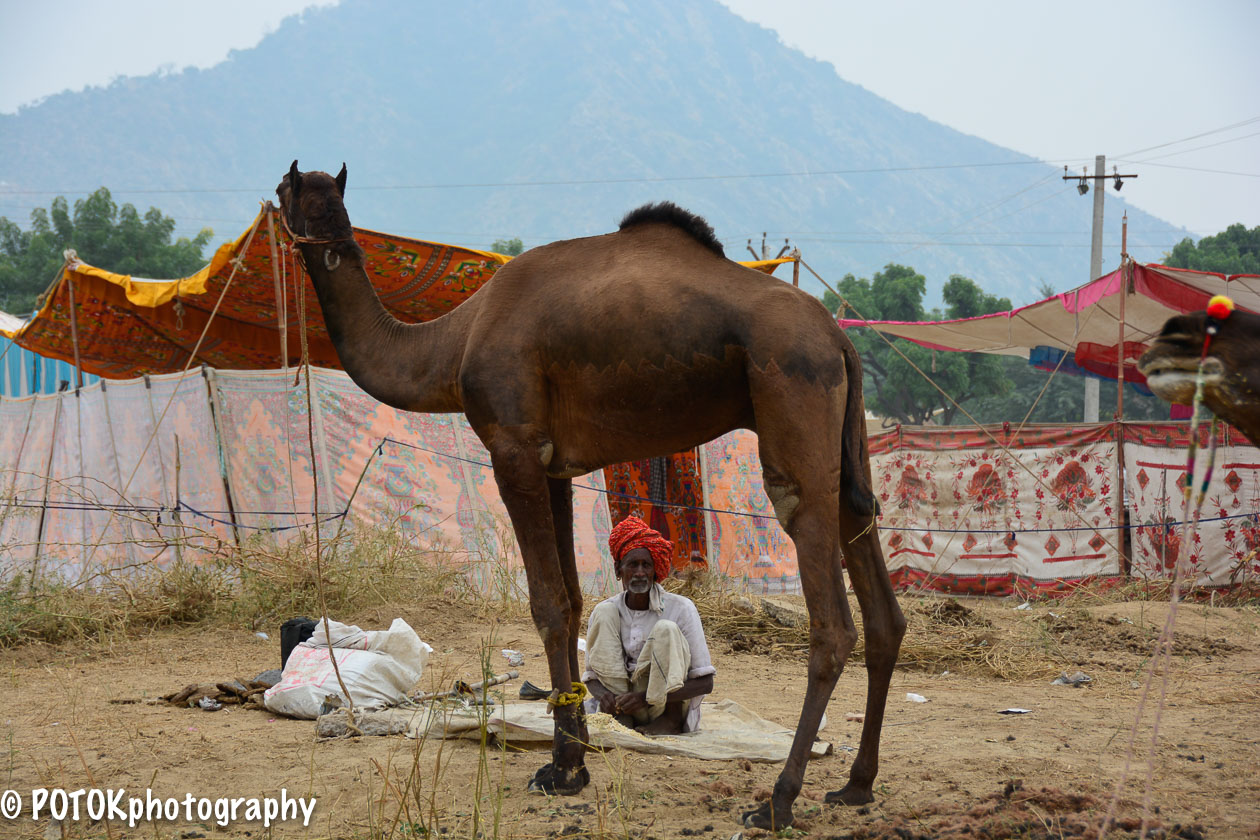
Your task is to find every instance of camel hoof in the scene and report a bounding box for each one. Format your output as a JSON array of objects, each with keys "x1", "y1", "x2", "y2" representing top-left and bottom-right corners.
[
  {"x1": 740, "y1": 800, "x2": 792, "y2": 830},
  {"x1": 824, "y1": 784, "x2": 874, "y2": 806},
  {"x1": 526, "y1": 762, "x2": 590, "y2": 796}
]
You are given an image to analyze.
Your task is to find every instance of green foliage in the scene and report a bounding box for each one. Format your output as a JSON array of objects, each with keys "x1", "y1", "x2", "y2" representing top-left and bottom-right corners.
[
  {"x1": 1163, "y1": 223, "x2": 1260, "y2": 275},
  {"x1": 0, "y1": 187, "x2": 212, "y2": 315},
  {"x1": 490, "y1": 237, "x2": 525, "y2": 257},
  {"x1": 826, "y1": 265, "x2": 1012, "y2": 425}
]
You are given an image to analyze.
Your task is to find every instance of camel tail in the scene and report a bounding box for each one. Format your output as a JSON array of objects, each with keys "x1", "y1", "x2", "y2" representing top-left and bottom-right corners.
[{"x1": 840, "y1": 344, "x2": 877, "y2": 519}]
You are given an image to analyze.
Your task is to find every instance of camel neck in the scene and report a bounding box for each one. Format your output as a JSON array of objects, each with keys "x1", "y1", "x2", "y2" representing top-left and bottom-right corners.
[{"x1": 298, "y1": 242, "x2": 467, "y2": 413}]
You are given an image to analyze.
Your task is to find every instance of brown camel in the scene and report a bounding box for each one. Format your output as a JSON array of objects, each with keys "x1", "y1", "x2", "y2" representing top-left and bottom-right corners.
[
  {"x1": 276, "y1": 162, "x2": 905, "y2": 829},
  {"x1": 1138, "y1": 308, "x2": 1260, "y2": 444}
]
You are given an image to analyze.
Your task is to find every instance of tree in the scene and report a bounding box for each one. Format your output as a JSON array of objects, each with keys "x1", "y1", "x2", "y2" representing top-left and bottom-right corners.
[
  {"x1": 1163, "y1": 223, "x2": 1260, "y2": 275},
  {"x1": 0, "y1": 188, "x2": 212, "y2": 315},
  {"x1": 825, "y1": 265, "x2": 1013, "y2": 425},
  {"x1": 490, "y1": 237, "x2": 525, "y2": 257}
]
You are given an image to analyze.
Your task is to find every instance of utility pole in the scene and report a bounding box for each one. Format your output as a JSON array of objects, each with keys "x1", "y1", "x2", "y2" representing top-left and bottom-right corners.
[
  {"x1": 1064, "y1": 156, "x2": 1137, "y2": 422},
  {"x1": 747, "y1": 232, "x2": 793, "y2": 261}
]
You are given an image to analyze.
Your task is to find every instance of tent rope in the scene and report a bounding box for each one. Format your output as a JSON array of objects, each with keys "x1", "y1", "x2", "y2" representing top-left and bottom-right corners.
[
  {"x1": 286, "y1": 216, "x2": 362, "y2": 736},
  {"x1": 83, "y1": 211, "x2": 266, "y2": 567}
]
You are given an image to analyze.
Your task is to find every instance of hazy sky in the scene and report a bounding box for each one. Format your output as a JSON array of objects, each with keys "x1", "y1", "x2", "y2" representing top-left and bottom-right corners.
[{"x1": 1, "y1": 0, "x2": 1256, "y2": 237}]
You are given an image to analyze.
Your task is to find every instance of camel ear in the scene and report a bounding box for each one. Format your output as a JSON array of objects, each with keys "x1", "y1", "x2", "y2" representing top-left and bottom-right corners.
[
  {"x1": 289, "y1": 160, "x2": 301, "y2": 198},
  {"x1": 335, "y1": 163, "x2": 347, "y2": 197}
]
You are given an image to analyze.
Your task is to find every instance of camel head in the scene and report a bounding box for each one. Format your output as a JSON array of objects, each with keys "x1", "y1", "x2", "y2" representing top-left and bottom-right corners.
[
  {"x1": 1137, "y1": 307, "x2": 1260, "y2": 442},
  {"x1": 276, "y1": 161, "x2": 358, "y2": 256}
]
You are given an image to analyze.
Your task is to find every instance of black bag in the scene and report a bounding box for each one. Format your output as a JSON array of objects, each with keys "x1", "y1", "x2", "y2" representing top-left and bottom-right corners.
[{"x1": 280, "y1": 616, "x2": 319, "y2": 669}]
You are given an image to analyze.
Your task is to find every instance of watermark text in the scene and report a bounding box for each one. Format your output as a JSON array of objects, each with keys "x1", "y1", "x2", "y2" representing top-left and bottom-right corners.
[{"x1": 0, "y1": 788, "x2": 315, "y2": 828}]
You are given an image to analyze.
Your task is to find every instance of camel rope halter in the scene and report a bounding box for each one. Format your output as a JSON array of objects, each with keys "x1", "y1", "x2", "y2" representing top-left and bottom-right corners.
[
  {"x1": 1181, "y1": 294, "x2": 1235, "y2": 514},
  {"x1": 276, "y1": 198, "x2": 358, "y2": 274}
]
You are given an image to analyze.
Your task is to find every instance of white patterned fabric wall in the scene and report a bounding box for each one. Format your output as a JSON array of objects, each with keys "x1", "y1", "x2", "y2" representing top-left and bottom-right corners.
[
  {"x1": 869, "y1": 425, "x2": 1123, "y2": 596},
  {"x1": 1124, "y1": 423, "x2": 1260, "y2": 586},
  {"x1": 2, "y1": 372, "x2": 1256, "y2": 594}
]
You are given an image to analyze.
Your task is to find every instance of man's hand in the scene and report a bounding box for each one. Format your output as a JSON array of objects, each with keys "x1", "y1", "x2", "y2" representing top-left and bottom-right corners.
[
  {"x1": 614, "y1": 691, "x2": 648, "y2": 714},
  {"x1": 596, "y1": 690, "x2": 619, "y2": 715}
]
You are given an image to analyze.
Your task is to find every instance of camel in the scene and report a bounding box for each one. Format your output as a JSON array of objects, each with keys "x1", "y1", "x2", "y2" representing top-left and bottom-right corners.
[
  {"x1": 1138, "y1": 308, "x2": 1260, "y2": 444},
  {"x1": 276, "y1": 162, "x2": 905, "y2": 829}
]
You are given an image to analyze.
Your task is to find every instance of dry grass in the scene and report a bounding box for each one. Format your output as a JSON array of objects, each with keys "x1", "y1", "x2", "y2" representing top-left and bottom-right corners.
[
  {"x1": 0, "y1": 559, "x2": 228, "y2": 647},
  {"x1": 665, "y1": 572, "x2": 1053, "y2": 679},
  {"x1": 667, "y1": 572, "x2": 1256, "y2": 682},
  {"x1": 2, "y1": 519, "x2": 1254, "y2": 683},
  {"x1": 0, "y1": 515, "x2": 524, "y2": 649}
]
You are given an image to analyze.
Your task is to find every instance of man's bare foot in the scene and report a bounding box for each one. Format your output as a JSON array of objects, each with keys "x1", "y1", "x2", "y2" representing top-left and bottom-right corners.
[{"x1": 635, "y1": 716, "x2": 685, "y2": 736}]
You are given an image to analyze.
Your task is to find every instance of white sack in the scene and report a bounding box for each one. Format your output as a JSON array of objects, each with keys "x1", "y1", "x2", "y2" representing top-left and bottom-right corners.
[{"x1": 264, "y1": 618, "x2": 432, "y2": 719}]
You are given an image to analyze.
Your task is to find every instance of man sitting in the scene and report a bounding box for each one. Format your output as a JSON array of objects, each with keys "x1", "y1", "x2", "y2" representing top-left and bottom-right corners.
[{"x1": 583, "y1": 515, "x2": 715, "y2": 734}]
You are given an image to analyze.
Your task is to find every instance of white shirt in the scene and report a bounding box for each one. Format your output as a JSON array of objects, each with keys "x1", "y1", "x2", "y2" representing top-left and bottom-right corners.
[{"x1": 582, "y1": 584, "x2": 716, "y2": 731}]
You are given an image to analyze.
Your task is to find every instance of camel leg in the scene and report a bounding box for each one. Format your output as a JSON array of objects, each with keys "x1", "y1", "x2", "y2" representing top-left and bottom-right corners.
[
  {"x1": 549, "y1": 477, "x2": 585, "y2": 684},
  {"x1": 486, "y1": 443, "x2": 588, "y2": 795},
  {"x1": 742, "y1": 472, "x2": 855, "y2": 829},
  {"x1": 549, "y1": 477, "x2": 590, "y2": 753},
  {"x1": 825, "y1": 513, "x2": 905, "y2": 806}
]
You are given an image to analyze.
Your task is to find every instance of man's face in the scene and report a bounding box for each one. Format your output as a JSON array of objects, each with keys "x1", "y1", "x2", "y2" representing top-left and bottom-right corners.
[{"x1": 617, "y1": 548, "x2": 655, "y2": 595}]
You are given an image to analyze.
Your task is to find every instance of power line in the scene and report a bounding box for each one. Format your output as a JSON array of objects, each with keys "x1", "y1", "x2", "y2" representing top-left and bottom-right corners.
[
  {"x1": 1116, "y1": 114, "x2": 1260, "y2": 158},
  {"x1": 1116, "y1": 160, "x2": 1260, "y2": 178},
  {"x1": 1130, "y1": 129, "x2": 1260, "y2": 164},
  {"x1": 0, "y1": 117, "x2": 1254, "y2": 204},
  {"x1": 789, "y1": 238, "x2": 1181, "y2": 249},
  {"x1": 885, "y1": 175, "x2": 1067, "y2": 261},
  {"x1": 0, "y1": 158, "x2": 1077, "y2": 197}
]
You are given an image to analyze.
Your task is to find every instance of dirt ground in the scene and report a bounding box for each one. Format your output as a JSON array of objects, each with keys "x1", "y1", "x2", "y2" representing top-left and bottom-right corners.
[{"x1": 1, "y1": 593, "x2": 1258, "y2": 840}]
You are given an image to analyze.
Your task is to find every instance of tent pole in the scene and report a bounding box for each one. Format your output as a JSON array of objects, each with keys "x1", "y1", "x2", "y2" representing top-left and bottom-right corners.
[
  {"x1": 31, "y1": 392, "x2": 63, "y2": 588},
  {"x1": 172, "y1": 434, "x2": 184, "y2": 567},
  {"x1": 266, "y1": 204, "x2": 289, "y2": 372},
  {"x1": 99, "y1": 378, "x2": 143, "y2": 567},
  {"x1": 1116, "y1": 215, "x2": 1128, "y2": 420},
  {"x1": 65, "y1": 272, "x2": 84, "y2": 390},
  {"x1": 1114, "y1": 220, "x2": 1131, "y2": 577},
  {"x1": 202, "y1": 367, "x2": 240, "y2": 546}
]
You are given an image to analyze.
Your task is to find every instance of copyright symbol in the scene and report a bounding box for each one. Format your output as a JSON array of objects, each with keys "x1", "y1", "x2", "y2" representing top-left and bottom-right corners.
[{"x1": 0, "y1": 790, "x2": 20, "y2": 819}]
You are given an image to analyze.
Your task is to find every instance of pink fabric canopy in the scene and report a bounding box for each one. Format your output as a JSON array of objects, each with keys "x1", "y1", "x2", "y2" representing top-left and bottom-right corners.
[{"x1": 837, "y1": 264, "x2": 1260, "y2": 389}]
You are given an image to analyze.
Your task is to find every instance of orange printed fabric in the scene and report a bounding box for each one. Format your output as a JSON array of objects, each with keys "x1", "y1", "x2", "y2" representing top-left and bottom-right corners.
[
  {"x1": 699, "y1": 431, "x2": 800, "y2": 592},
  {"x1": 7, "y1": 206, "x2": 511, "y2": 379},
  {"x1": 4, "y1": 207, "x2": 793, "y2": 381},
  {"x1": 602, "y1": 451, "x2": 707, "y2": 572}
]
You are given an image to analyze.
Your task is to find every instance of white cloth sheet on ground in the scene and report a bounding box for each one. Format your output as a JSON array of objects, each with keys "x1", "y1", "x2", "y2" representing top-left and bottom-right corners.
[{"x1": 316, "y1": 699, "x2": 831, "y2": 762}]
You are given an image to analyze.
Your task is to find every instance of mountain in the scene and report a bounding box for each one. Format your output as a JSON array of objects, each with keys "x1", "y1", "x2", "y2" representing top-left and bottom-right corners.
[{"x1": 0, "y1": 0, "x2": 1188, "y2": 306}]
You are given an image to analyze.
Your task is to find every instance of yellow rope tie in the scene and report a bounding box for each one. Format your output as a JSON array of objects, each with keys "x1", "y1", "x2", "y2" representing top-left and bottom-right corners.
[
  {"x1": 547, "y1": 682, "x2": 588, "y2": 708},
  {"x1": 849, "y1": 515, "x2": 877, "y2": 544}
]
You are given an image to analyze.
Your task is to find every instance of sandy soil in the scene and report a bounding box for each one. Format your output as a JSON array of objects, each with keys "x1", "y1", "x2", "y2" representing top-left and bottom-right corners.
[{"x1": 1, "y1": 594, "x2": 1258, "y2": 839}]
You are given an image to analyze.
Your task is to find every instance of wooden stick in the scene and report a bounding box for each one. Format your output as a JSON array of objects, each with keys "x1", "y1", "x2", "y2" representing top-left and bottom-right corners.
[{"x1": 408, "y1": 670, "x2": 519, "y2": 703}]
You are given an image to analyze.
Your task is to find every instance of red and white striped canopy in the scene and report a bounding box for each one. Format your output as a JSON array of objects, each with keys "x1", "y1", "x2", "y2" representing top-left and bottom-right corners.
[{"x1": 837, "y1": 264, "x2": 1260, "y2": 387}]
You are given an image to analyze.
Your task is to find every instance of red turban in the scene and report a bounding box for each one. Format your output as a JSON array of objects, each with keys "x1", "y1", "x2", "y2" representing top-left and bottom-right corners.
[{"x1": 608, "y1": 515, "x2": 673, "y2": 583}]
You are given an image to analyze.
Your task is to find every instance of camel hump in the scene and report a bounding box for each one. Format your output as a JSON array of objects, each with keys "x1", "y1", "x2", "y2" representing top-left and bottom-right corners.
[{"x1": 618, "y1": 201, "x2": 724, "y2": 257}]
